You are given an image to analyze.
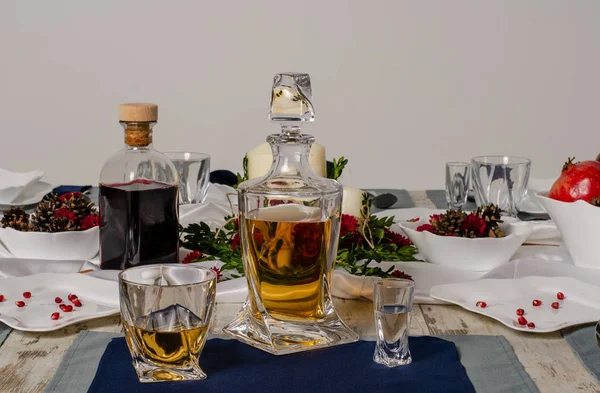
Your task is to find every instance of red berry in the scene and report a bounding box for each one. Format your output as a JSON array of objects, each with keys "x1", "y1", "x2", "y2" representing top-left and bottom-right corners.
[
  {"x1": 516, "y1": 308, "x2": 525, "y2": 316},
  {"x1": 68, "y1": 294, "x2": 78, "y2": 301},
  {"x1": 23, "y1": 292, "x2": 31, "y2": 299},
  {"x1": 551, "y1": 302, "x2": 559, "y2": 309},
  {"x1": 62, "y1": 305, "x2": 73, "y2": 312},
  {"x1": 476, "y1": 301, "x2": 487, "y2": 308},
  {"x1": 532, "y1": 299, "x2": 542, "y2": 307},
  {"x1": 0, "y1": 295, "x2": 4, "y2": 302},
  {"x1": 59, "y1": 304, "x2": 67, "y2": 310},
  {"x1": 557, "y1": 292, "x2": 565, "y2": 300},
  {"x1": 55, "y1": 297, "x2": 63, "y2": 303},
  {"x1": 15, "y1": 301, "x2": 25, "y2": 307},
  {"x1": 72, "y1": 298, "x2": 82, "y2": 307},
  {"x1": 518, "y1": 316, "x2": 528, "y2": 325},
  {"x1": 527, "y1": 322, "x2": 535, "y2": 328},
  {"x1": 51, "y1": 312, "x2": 60, "y2": 320}
]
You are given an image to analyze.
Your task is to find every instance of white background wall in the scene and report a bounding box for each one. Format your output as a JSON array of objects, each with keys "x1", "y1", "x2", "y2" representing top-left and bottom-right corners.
[{"x1": 1, "y1": 1, "x2": 599, "y2": 189}]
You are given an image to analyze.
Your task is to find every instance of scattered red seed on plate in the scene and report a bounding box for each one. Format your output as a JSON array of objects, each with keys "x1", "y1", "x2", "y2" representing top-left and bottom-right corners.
[
  {"x1": 51, "y1": 312, "x2": 60, "y2": 320},
  {"x1": 518, "y1": 316, "x2": 528, "y2": 325},
  {"x1": 68, "y1": 294, "x2": 78, "y2": 301},
  {"x1": 72, "y1": 298, "x2": 82, "y2": 307},
  {"x1": 476, "y1": 301, "x2": 487, "y2": 308},
  {"x1": 551, "y1": 302, "x2": 559, "y2": 309},
  {"x1": 527, "y1": 322, "x2": 535, "y2": 328},
  {"x1": 15, "y1": 301, "x2": 25, "y2": 307},
  {"x1": 55, "y1": 297, "x2": 63, "y2": 303},
  {"x1": 557, "y1": 292, "x2": 565, "y2": 300},
  {"x1": 62, "y1": 305, "x2": 73, "y2": 312},
  {"x1": 532, "y1": 299, "x2": 542, "y2": 306},
  {"x1": 516, "y1": 308, "x2": 525, "y2": 316},
  {"x1": 0, "y1": 295, "x2": 4, "y2": 302},
  {"x1": 59, "y1": 304, "x2": 67, "y2": 310},
  {"x1": 23, "y1": 292, "x2": 31, "y2": 299}
]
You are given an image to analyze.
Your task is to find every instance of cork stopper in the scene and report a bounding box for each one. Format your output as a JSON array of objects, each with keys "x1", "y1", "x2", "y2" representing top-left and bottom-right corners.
[{"x1": 119, "y1": 103, "x2": 158, "y2": 122}]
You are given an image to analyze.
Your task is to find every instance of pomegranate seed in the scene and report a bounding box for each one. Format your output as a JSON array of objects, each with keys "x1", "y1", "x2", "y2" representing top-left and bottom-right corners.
[
  {"x1": 51, "y1": 312, "x2": 59, "y2": 320},
  {"x1": 68, "y1": 294, "x2": 78, "y2": 301},
  {"x1": 0, "y1": 295, "x2": 4, "y2": 302},
  {"x1": 55, "y1": 297, "x2": 63, "y2": 303},
  {"x1": 23, "y1": 292, "x2": 31, "y2": 299},
  {"x1": 72, "y1": 299, "x2": 82, "y2": 307},
  {"x1": 551, "y1": 302, "x2": 559, "y2": 309},
  {"x1": 62, "y1": 305, "x2": 73, "y2": 312},
  {"x1": 527, "y1": 322, "x2": 535, "y2": 328},
  {"x1": 557, "y1": 292, "x2": 565, "y2": 300},
  {"x1": 532, "y1": 299, "x2": 542, "y2": 307},
  {"x1": 15, "y1": 301, "x2": 25, "y2": 307},
  {"x1": 517, "y1": 316, "x2": 528, "y2": 325},
  {"x1": 59, "y1": 304, "x2": 67, "y2": 310},
  {"x1": 516, "y1": 308, "x2": 525, "y2": 316},
  {"x1": 476, "y1": 301, "x2": 487, "y2": 308}
]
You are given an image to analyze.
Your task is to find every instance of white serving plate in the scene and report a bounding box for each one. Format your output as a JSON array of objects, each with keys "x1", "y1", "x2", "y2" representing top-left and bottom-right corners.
[
  {"x1": 0, "y1": 181, "x2": 53, "y2": 207},
  {"x1": 0, "y1": 273, "x2": 119, "y2": 331},
  {"x1": 430, "y1": 276, "x2": 600, "y2": 333}
]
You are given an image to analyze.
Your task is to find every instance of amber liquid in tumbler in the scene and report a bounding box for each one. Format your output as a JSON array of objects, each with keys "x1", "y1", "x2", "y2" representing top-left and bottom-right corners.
[
  {"x1": 99, "y1": 179, "x2": 179, "y2": 270},
  {"x1": 124, "y1": 322, "x2": 208, "y2": 380},
  {"x1": 243, "y1": 208, "x2": 334, "y2": 320}
]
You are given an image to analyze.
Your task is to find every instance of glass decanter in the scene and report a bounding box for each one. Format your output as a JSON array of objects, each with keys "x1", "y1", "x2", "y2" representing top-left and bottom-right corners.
[
  {"x1": 223, "y1": 73, "x2": 358, "y2": 354},
  {"x1": 99, "y1": 103, "x2": 179, "y2": 270}
]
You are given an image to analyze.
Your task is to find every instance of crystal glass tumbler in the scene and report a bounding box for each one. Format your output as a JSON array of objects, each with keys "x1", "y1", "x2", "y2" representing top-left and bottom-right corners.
[
  {"x1": 471, "y1": 156, "x2": 531, "y2": 217},
  {"x1": 119, "y1": 265, "x2": 216, "y2": 382},
  {"x1": 373, "y1": 278, "x2": 415, "y2": 367},
  {"x1": 445, "y1": 162, "x2": 470, "y2": 210},
  {"x1": 165, "y1": 152, "x2": 211, "y2": 205}
]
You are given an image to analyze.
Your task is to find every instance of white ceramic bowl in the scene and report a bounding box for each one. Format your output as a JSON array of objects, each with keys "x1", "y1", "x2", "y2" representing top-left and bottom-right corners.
[
  {"x1": 0, "y1": 227, "x2": 99, "y2": 260},
  {"x1": 399, "y1": 220, "x2": 532, "y2": 271},
  {"x1": 536, "y1": 192, "x2": 600, "y2": 269}
]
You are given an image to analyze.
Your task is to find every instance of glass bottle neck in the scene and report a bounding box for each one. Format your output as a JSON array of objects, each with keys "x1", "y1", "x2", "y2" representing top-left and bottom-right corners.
[
  {"x1": 121, "y1": 121, "x2": 155, "y2": 149},
  {"x1": 267, "y1": 127, "x2": 314, "y2": 177}
]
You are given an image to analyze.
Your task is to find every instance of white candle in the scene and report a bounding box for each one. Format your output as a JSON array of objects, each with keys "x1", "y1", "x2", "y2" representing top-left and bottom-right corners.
[
  {"x1": 342, "y1": 186, "x2": 367, "y2": 219},
  {"x1": 246, "y1": 142, "x2": 327, "y2": 179}
]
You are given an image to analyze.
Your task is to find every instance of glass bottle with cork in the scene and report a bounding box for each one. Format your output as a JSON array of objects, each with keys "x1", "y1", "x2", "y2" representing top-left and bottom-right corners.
[
  {"x1": 99, "y1": 103, "x2": 179, "y2": 270},
  {"x1": 223, "y1": 73, "x2": 358, "y2": 354}
]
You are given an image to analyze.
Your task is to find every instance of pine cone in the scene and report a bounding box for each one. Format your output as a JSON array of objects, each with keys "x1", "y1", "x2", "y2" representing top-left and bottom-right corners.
[
  {"x1": 58, "y1": 192, "x2": 95, "y2": 221},
  {"x1": 33, "y1": 200, "x2": 56, "y2": 232},
  {"x1": 475, "y1": 204, "x2": 505, "y2": 238},
  {"x1": 433, "y1": 210, "x2": 467, "y2": 236},
  {"x1": 591, "y1": 198, "x2": 600, "y2": 207},
  {"x1": 1, "y1": 207, "x2": 30, "y2": 231},
  {"x1": 48, "y1": 217, "x2": 78, "y2": 232}
]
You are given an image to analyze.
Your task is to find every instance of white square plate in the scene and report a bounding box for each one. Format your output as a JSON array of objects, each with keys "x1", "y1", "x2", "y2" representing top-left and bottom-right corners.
[
  {"x1": 430, "y1": 276, "x2": 600, "y2": 333},
  {"x1": 0, "y1": 273, "x2": 119, "y2": 331}
]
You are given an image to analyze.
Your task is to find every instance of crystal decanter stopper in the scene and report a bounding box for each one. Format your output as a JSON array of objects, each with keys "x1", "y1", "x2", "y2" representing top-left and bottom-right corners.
[{"x1": 223, "y1": 73, "x2": 358, "y2": 355}]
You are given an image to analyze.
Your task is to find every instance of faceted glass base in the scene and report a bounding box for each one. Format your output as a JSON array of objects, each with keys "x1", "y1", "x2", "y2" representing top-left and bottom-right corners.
[
  {"x1": 223, "y1": 300, "x2": 359, "y2": 355},
  {"x1": 131, "y1": 357, "x2": 207, "y2": 383},
  {"x1": 373, "y1": 345, "x2": 412, "y2": 368}
]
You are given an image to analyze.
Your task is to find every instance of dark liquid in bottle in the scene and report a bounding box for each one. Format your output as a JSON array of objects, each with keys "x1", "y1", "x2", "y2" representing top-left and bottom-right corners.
[{"x1": 99, "y1": 179, "x2": 179, "y2": 270}]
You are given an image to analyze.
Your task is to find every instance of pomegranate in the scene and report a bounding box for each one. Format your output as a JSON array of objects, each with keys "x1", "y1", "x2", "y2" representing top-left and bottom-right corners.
[
  {"x1": 51, "y1": 312, "x2": 60, "y2": 320},
  {"x1": 557, "y1": 292, "x2": 565, "y2": 300},
  {"x1": 516, "y1": 308, "x2": 525, "y2": 316},
  {"x1": 72, "y1": 299, "x2": 82, "y2": 307},
  {"x1": 527, "y1": 322, "x2": 535, "y2": 328},
  {"x1": 517, "y1": 316, "x2": 528, "y2": 325},
  {"x1": 549, "y1": 158, "x2": 600, "y2": 203},
  {"x1": 476, "y1": 301, "x2": 487, "y2": 308},
  {"x1": 532, "y1": 299, "x2": 542, "y2": 307},
  {"x1": 23, "y1": 292, "x2": 31, "y2": 299},
  {"x1": 551, "y1": 302, "x2": 560, "y2": 309}
]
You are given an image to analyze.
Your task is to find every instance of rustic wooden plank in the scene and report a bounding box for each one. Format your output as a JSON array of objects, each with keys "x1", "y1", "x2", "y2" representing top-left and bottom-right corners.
[
  {"x1": 408, "y1": 190, "x2": 438, "y2": 209},
  {"x1": 421, "y1": 304, "x2": 599, "y2": 393},
  {"x1": 0, "y1": 315, "x2": 122, "y2": 393}
]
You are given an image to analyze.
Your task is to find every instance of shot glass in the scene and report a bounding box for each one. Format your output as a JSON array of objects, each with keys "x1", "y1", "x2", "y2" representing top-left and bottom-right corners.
[
  {"x1": 165, "y1": 152, "x2": 211, "y2": 205},
  {"x1": 373, "y1": 278, "x2": 415, "y2": 367},
  {"x1": 119, "y1": 265, "x2": 216, "y2": 382},
  {"x1": 445, "y1": 162, "x2": 470, "y2": 210},
  {"x1": 471, "y1": 156, "x2": 531, "y2": 216}
]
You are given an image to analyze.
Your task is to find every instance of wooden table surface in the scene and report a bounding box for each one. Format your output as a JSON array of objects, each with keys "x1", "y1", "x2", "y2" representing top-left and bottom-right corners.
[{"x1": 0, "y1": 191, "x2": 597, "y2": 393}]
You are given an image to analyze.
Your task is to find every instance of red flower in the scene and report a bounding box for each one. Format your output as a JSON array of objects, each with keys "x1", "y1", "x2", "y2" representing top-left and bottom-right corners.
[
  {"x1": 182, "y1": 250, "x2": 203, "y2": 264},
  {"x1": 293, "y1": 222, "x2": 323, "y2": 259},
  {"x1": 462, "y1": 214, "x2": 486, "y2": 236},
  {"x1": 230, "y1": 233, "x2": 241, "y2": 252},
  {"x1": 54, "y1": 208, "x2": 76, "y2": 221},
  {"x1": 430, "y1": 214, "x2": 442, "y2": 224},
  {"x1": 391, "y1": 270, "x2": 413, "y2": 280},
  {"x1": 416, "y1": 224, "x2": 436, "y2": 233},
  {"x1": 340, "y1": 214, "x2": 359, "y2": 237},
  {"x1": 384, "y1": 229, "x2": 412, "y2": 247},
  {"x1": 80, "y1": 214, "x2": 99, "y2": 230},
  {"x1": 60, "y1": 192, "x2": 82, "y2": 201},
  {"x1": 210, "y1": 266, "x2": 223, "y2": 281}
]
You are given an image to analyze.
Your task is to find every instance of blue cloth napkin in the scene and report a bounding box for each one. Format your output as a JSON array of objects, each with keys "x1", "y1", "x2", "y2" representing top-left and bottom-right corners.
[
  {"x1": 52, "y1": 185, "x2": 92, "y2": 195},
  {"x1": 87, "y1": 337, "x2": 475, "y2": 393},
  {"x1": 562, "y1": 324, "x2": 600, "y2": 381}
]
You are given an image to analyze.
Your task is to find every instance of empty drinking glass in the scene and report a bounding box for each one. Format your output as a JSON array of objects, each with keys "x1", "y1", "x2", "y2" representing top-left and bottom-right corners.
[
  {"x1": 165, "y1": 152, "x2": 211, "y2": 204},
  {"x1": 119, "y1": 265, "x2": 216, "y2": 382},
  {"x1": 446, "y1": 162, "x2": 470, "y2": 210},
  {"x1": 471, "y1": 156, "x2": 531, "y2": 217},
  {"x1": 373, "y1": 278, "x2": 415, "y2": 367}
]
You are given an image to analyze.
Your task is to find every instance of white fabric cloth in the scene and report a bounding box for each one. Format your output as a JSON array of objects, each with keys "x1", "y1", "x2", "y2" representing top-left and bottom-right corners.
[{"x1": 0, "y1": 168, "x2": 44, "y2": 204}]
